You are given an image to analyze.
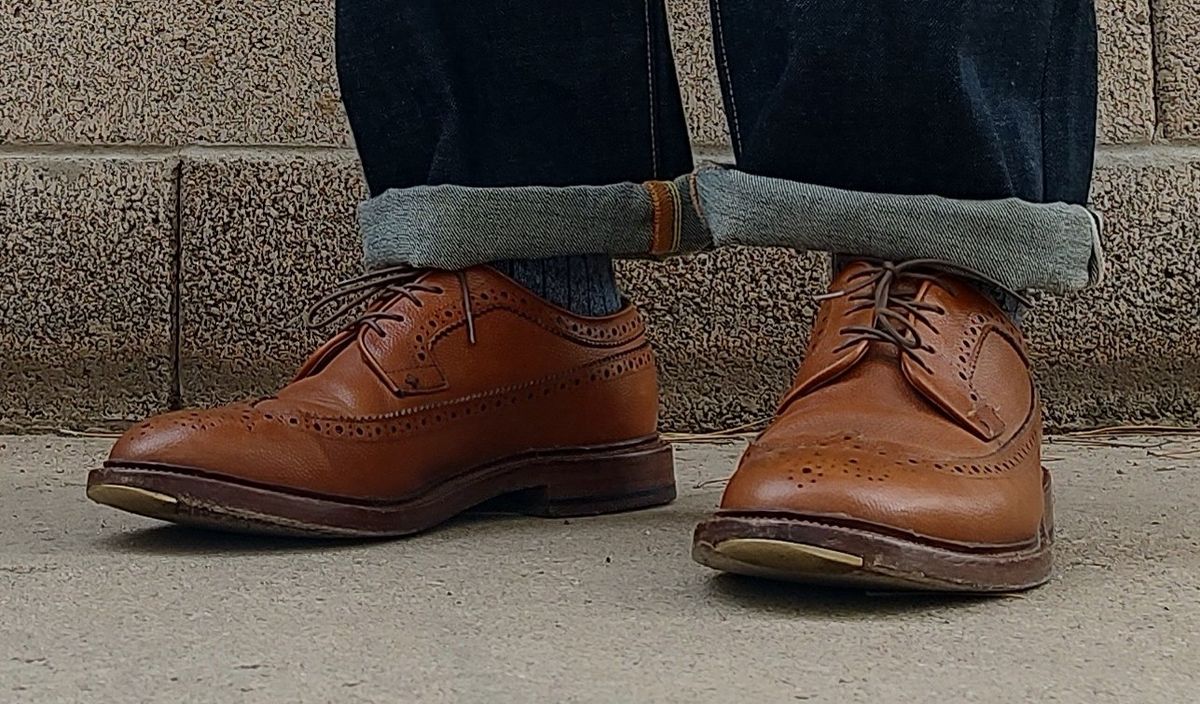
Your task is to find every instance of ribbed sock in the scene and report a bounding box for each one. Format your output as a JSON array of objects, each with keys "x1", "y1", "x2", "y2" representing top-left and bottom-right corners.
[
  {"x1": 975, "y1": 283, "x2": 1026, "y2": 325},
  {"x1": 491, "y1": 255, "x2": 622, "y2": 317}
]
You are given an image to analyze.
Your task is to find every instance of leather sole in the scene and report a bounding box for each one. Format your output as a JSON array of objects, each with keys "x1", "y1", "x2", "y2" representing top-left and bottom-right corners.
[
  {"x1": 87, "y1": 438, "x2": 676, "y2": 538},
  {"x1": 691, "y1": 470, "x2": 1054, "y2": 593}
]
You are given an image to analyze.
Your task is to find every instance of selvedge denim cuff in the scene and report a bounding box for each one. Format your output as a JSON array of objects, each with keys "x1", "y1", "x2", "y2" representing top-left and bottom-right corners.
[{"x1": 359, "y1": 164, "x2": 1104, "y2": 293}]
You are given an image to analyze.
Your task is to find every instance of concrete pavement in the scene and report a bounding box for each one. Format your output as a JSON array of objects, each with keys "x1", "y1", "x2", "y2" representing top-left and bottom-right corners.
[{"x1": 1, "y1": 433, "x2": 1197, "y2": 703}]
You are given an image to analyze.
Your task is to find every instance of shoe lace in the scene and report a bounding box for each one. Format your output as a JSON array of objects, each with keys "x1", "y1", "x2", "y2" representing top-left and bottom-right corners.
[
  {"x1": 304, "y1": 264, "x2": 478, "y2": 344},
  {"x1": 815, "y1": 259, "x2": 1031, "y2": 372}
]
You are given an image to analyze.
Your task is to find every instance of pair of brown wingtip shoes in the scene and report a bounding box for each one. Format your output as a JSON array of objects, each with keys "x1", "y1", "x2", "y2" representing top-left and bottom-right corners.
[{"x1": 90, "y1": 260, "x2": 1052, "y2": 592}]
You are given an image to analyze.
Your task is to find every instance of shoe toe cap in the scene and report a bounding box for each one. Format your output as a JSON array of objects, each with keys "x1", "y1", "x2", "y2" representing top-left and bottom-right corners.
[
  {"x1": 104, "y1": 406, "x2": 396, "y2": 500},
  {"x1": 107, "y1": 405, "x2": 260, "y2": 469},
  {"x1": 719, "y1": 440, "x2": 1045, "y2": 548}
]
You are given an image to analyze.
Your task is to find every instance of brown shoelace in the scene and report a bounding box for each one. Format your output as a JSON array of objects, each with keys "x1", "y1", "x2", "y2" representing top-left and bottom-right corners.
[
  {"x1": 305, "y1": 264, "x2": 478, "y2": 344},
  {"x1": 817, "y1": 259, "x2": 1030, "y2": 372}
]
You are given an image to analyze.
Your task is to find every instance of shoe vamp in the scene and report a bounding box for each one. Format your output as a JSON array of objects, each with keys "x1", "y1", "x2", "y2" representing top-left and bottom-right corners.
[
  {"x1": 767, "y1": 349, "x2": 1019, "y2": 460},
  {"x1": 269, "y1": 308, "x2": 614, "y2": 418}
]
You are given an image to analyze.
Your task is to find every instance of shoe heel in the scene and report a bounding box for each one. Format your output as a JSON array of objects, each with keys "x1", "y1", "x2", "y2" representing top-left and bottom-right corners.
[{"x1": 519, "y1": 440, "x2": 676, "y2": 518}]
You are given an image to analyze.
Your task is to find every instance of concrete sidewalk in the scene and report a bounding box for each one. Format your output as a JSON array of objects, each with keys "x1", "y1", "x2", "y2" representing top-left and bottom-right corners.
[{"x1": 1, "y1": 434, "x2": 1197, "y2": 703}]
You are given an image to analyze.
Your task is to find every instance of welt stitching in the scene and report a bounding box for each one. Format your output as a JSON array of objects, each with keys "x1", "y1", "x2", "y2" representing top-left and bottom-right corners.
[
  {"x1": 184, "y1": 499, "x2": 349, "y2": 535},
  {"x1": 715, "y1": 515, "x2": 1042, "y2": 554}
]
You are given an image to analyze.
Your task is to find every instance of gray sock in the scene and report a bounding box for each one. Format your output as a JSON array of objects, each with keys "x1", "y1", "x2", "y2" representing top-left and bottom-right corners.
[{"x1": 492, "y1": 255, "x2": 622, "y2": 317}]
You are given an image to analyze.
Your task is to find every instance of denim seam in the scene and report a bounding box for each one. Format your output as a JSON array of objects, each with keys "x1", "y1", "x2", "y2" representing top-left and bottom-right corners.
[
  {"x1": 1037, "y1": 0, "x2": 1066, "y2": 201},
  {"x1": 644, "y1": 0, "x2": 660, "y2": 178},
  {"x1": 710, "y1": 0, "x2": 744, "y2": 153}
]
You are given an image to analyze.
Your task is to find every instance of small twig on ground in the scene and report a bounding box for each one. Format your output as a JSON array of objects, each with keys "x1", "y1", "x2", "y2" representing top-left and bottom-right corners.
[
  {"x1": 1058, "y1": 424, "x2": 1200, "y2": 438},
  {"x1": 56, "y1": 428, "x2": 123, "y2": 439},
  {"x1": 1051, "y1": 437, "x2": 1174, "y2": 450},
  {"x1": 663, "y1": 418, "x2": 769, "y2": 443},
  {"x1": 1148, "y1": 447, "x2": 1200, "y2": 460}
]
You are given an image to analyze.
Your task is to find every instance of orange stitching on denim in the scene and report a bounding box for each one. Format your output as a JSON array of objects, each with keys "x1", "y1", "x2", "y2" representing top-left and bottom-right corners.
[
  {"x1": 644, "y1": 181, "x2": 678, "y2": 257},
  {"x1": 646, "y1": 181, "x2": 663, "y2": 253},
  {"x1": 665, "y1": 179, "x2": 682, "y2": 253}
]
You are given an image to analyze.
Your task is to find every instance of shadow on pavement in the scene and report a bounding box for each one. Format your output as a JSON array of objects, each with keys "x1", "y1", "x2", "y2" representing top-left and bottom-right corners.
[
  {"x1": 90, "y1": 505, "x2": 540, "y2": 556},
  {"x1": 92, "y1": 525, "x2": 382, "y2": 556},
  {"x1": 703, "y1": 573, "x2": 1001, "y2": 616}
]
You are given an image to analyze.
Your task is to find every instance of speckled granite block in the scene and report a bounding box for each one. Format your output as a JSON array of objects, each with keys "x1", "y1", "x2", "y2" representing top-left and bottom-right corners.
[
  {"x1": 665, "y1": 0, "x2": 730, "y2": 151},
  {"x1": 0, "y1": 2, "x2": 345, "y2": 145},
  {"x1": 1027, "y1": 147, "x2": 1200, "y2": 429},
  {"x1": 177, "y1": 151, "x2": 366, "y2": 406},
  {"x1": 1097, "y1": 0, "x2": 1156, "y2": 144},
  {"x1": 619, "y1": 249, "x2": 828, "y2": 432},
  {"x1": 1155, "y1": 0, "x2": 1200, "y2": 140},
  {"x1": 0, "y1": 157, "x2": 176, "y2": 431}
]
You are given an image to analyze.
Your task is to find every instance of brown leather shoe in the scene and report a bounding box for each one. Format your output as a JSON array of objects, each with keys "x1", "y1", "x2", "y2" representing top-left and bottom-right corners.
[
  {"x1": 693, "y1": 260, "x2": 1051, "y2": 592},
  {"x1": 89, "y1": 266, "x2": 675, "y2": 537}
]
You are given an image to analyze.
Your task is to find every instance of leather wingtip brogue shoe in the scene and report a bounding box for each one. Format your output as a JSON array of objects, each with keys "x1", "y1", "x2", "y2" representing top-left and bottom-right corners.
[
  {"x1": 693, "y1": 260, "x2": 1052, "y2": 592},
  {"x1": 90, "y1": 266, "x2": 676, "y2": 537}
]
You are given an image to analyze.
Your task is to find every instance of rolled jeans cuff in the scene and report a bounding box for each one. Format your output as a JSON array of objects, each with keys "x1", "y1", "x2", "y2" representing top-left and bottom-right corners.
[{"x1": 358, "y1": 165, "x2": 1104, "y2": 293}]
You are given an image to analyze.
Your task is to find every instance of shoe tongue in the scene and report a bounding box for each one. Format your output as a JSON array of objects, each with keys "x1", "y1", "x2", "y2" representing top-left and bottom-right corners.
[
  {"x1": 276, "y1": 319, "x2": 447, "y2": 415},
  {"x1": 288, "y1": 286, "x2": 422, "y2": 385},
  {"x1": 777, "y1": 264, "x2": 878, "y2": 410},
  {"x1": 782, "y1": 263, "x2": 1016, "y2": 441},
  {"x1": 354, "y1": 272, "x2": 467, "y2": 396},
  {"x1": 280, "y1": 270, "x2": 464, "y2": 409},
  {"x1": 898, "y1": 279, "x2": 1015, "y2": 441}
]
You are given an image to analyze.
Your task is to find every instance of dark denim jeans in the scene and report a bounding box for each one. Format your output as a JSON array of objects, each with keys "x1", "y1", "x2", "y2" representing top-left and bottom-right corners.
[{"x1": 336, "y1": 0, "x2": 1097, "y2": 204}]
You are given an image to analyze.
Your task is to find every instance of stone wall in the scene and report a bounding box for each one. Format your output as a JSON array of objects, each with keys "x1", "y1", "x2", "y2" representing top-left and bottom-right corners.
[{"x1": 2, "y1": 0, "x2": 1198, "y2": 431}]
